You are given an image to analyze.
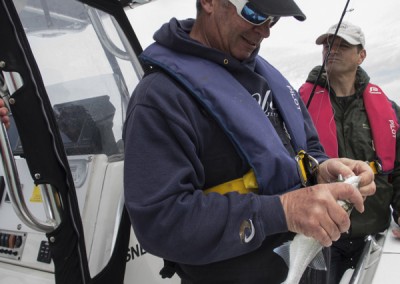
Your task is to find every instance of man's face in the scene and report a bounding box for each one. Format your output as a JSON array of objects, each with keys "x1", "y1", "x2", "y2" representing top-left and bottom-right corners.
[
  {"x1": 322, "y1": 36, "x2": 366, "y2": 75},
  {"x1": 208, "y1": 0, "x2": 273, "y2": 61}
]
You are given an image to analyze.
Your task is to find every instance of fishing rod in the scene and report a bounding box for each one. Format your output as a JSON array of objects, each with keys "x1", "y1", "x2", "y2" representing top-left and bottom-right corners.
[{"x1": 306, "y1": 0, "x2": 352, "y2": 109}]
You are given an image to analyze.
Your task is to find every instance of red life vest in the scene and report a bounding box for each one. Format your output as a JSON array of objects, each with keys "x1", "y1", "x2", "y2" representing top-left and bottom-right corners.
[{"x1": 300, "y1": 82, "x2": 398, "y2": 173}]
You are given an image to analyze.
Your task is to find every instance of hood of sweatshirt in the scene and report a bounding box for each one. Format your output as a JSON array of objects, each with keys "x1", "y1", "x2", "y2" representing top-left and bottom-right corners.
[{"x1": 152, "y1": 18, "x2": 260, "y2": 72}]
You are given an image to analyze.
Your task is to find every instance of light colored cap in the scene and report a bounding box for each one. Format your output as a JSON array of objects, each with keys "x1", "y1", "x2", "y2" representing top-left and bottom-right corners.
[{"x1": 316, "y1": 21, "x2": 365, "y2": 48}]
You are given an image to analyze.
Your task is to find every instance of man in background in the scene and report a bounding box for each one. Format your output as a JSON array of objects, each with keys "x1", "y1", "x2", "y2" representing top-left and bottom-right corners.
[{"x1": 300, "y1": 21, "x2": 400, "y2": 283}]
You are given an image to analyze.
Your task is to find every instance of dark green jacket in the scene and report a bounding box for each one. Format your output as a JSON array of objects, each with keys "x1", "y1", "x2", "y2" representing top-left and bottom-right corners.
[{"x1": 301, "y1": 66, "x2": 400, "y2": 238}]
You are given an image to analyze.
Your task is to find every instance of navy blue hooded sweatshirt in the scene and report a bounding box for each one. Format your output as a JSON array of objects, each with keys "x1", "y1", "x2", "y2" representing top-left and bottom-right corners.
[{"x1": 123, "y1": 18, "x2": 327, "y2": 282}]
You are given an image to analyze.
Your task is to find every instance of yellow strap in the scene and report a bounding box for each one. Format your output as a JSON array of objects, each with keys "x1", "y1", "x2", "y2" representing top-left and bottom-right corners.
[
  {"x1": 368, "y1": 161, "x2": 382, "y2": 174},
  {"x1": 296, "y1": 150, "x2": 308, "y2": 185},
  {"x1": 204, "y1": 169, "x2": 258, "y2": 195},
  {"x1": 203, "y1": 156, "x2": 379, "y2": 195},
  {"x1": 369, "y1": 161, "x2": 377, "y2": 174},
  {"x1": 204, "y1": 149, "x2": 320, "y2": 195}
]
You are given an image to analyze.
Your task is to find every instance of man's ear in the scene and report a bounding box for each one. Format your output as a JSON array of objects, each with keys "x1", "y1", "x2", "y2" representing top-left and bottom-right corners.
[
  {"x1": 358, "y1": 49, "x2": 367, "y2": 65},
  {"x1": 199, "y1": 0, "x2": 215, "y2": 13}
]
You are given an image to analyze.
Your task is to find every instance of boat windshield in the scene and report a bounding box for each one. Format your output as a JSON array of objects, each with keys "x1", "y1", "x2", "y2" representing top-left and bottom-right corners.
[{"x1": 3, "y1": 0, "x2": 143, "y2": 157}]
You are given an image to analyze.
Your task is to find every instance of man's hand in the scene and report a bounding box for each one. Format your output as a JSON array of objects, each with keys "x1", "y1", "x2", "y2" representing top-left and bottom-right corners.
[
  {"x1": 0, "y1": 99, "x2": 10, "y2": 129},
  {"x1": 393, "y1": 227, "x2": 400, "y2": 239},
  {"x1": 280, "y1": 181, "x2": 364, "y2": 247},
  {"x1": 393, "y1": 218, "x2": 400, "y2": 239},
  {"x1": 280, "y1": 157, "x2": 376, "y2": 247},
  {"x1": 317, "y1": 158, "x2": 376, "y2": 198}
]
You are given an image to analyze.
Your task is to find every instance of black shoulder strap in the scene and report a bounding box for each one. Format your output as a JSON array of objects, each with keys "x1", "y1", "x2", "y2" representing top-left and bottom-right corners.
[{"x1": 390, "y1": 100, "x2": 400, "y2": 124}]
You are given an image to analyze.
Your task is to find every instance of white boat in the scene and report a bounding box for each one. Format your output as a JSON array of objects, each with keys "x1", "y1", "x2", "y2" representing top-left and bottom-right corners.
[{"x1": 0, "y1": 0, "x2": 179, "y2": 283}]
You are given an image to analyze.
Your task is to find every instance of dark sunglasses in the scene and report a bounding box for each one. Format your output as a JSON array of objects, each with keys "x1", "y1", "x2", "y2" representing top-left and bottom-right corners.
[{"x1": 229, "y1": 0, "x2": 280, "y2": 26}]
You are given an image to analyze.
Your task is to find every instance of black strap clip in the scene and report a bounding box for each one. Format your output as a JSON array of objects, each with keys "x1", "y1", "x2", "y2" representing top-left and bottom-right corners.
[
  {"x1": 160, "y1": 259, "x2": 177, "y2": 279},
  {"x1": 295, "y1": 150, "x2": 319, "y2": 187}
]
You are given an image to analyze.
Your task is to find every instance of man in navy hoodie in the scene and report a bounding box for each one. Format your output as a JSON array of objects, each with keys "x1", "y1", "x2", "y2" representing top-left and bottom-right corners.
[{"x1": 123, "y1": 1, "x2": 376, "y2": 283}]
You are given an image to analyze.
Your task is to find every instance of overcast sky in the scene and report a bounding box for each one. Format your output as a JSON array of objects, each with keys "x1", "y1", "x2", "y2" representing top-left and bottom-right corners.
[{"x1": 128, "y1": 0, "x2": 399, "y2": 105}]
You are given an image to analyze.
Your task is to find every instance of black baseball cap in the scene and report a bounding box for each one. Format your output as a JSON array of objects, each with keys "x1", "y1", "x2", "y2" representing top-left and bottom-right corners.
[{"x1": 248, "y1": 0, "x2": 306, "y2": 21}]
